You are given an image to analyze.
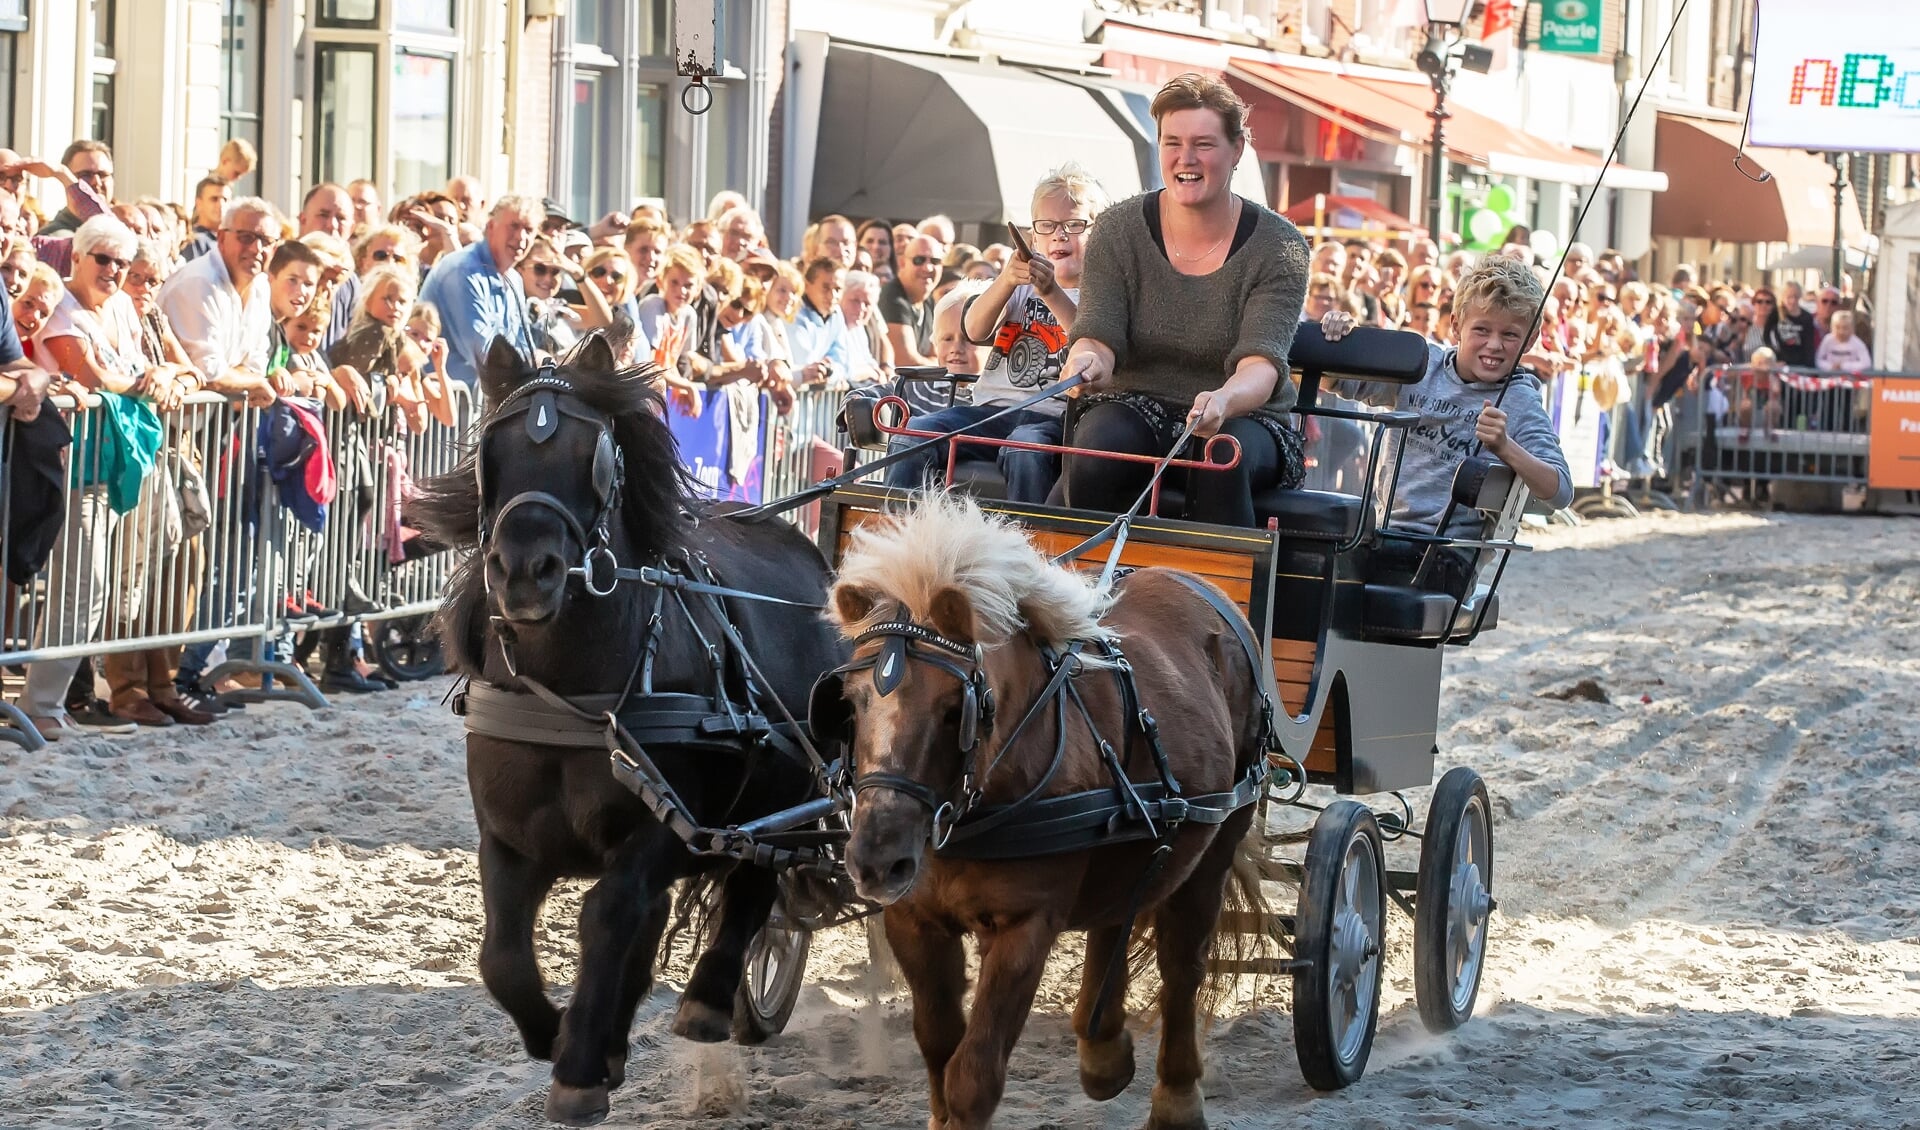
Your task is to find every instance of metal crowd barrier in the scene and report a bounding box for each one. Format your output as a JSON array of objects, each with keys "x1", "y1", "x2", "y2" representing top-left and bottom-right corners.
[
  {"x1": 0, "y1": 383, "x2": 474, "y2": 749},
  {"x1": 1689, "y1": 363, "x2": 1876, "y2": 507},
  {"x1": 277, "y1": 383, "x2": 475, "y2": 630},
  {"x1": 760, "y1": 384, "x2": 874, "y2": 536}
]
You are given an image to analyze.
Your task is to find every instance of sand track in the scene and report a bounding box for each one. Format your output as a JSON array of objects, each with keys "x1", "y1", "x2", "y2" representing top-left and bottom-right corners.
[{"x1": 3, "y1": 512, "x2": 1918, "y2": 1129}]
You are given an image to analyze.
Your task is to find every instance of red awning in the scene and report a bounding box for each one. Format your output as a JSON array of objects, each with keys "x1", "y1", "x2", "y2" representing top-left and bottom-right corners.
[
  {"x1": 1228, "y1": 58, "x2": 1667, "y2": 192},
  {"x1": 1281, "y1": 194, "x2": 1426, "y2": 234},
  {"x1": 1651, "y1": 113, "x2": 1868, "y2": 247}
]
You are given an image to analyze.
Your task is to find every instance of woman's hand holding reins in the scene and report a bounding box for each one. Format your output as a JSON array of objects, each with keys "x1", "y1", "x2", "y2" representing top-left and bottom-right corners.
[
  {"x1": 1186, "y1": 389, "x2": 1229, "y2": 438},
  {"x1": 1061, "y1": 345, "x2": 1112, "y2": 395}
]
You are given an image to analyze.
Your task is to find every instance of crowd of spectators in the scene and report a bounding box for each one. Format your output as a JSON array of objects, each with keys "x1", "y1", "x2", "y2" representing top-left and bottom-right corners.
[
  {"x1": 0, "y1": 138, "x2": 485, "y2": 737},
  {"x1": 0, "y1": 125, "x2": 1881, "y2": 739}
]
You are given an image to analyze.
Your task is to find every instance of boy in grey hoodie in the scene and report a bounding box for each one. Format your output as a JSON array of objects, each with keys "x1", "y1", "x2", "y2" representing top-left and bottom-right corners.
[{"x1": 1323, "y1": 255, "x2": 1573, "y2": 597}]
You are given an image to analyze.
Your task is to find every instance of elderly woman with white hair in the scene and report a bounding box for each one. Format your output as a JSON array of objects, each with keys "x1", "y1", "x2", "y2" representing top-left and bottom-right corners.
[
  {"x1": 37, "y1": 215, "x2": 181, "y2": 402},
  {"x1": 21, "y1": 215, "x2": 189, "y2": 737}
]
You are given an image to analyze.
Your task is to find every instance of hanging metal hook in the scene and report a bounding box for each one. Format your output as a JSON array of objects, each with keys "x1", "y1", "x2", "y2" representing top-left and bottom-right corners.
[{"x1": 682, "y1": 74, "x2": 713, "y2": 115}]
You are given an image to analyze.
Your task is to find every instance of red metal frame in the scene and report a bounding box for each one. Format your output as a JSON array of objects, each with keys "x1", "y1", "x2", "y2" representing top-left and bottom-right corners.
[{"x1": 873, "y1": 395, "x2": 1243, "y2": 517}]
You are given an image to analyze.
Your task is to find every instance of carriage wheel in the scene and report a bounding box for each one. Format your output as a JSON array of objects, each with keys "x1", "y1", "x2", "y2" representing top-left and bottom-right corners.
[
  {"x1": 1414, "y1": 766, "x2": 1493, "y2": 1033},
  {"x1": 369, "y1": 615, "x2": 446, "y2": 682},
  {"x1": 731, "y1": 894, "x2": 811, "y2": 1044},
  {"x1": 1292, "y1": 800, "x2": 1386, "y2": 1091}
]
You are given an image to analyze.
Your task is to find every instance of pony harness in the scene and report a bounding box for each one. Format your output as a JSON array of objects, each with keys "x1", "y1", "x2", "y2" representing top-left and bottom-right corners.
[
  {"x1": 821, "y1": 570, "x2": 1269, "y2": 861},
  {"x1": 454, "y1": 371, "x2": 832, "y2": 870}
]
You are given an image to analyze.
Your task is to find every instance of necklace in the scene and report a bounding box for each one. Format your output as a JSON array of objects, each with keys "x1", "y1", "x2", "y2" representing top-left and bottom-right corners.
[{"x1": 1168, "y1": 196, "x2": 1240, "y2": 262}]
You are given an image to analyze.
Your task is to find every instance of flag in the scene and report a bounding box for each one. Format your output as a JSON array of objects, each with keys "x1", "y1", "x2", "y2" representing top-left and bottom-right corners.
[{"x1": 1482, "y1": 0, "x2": 1515, "y2": 38}]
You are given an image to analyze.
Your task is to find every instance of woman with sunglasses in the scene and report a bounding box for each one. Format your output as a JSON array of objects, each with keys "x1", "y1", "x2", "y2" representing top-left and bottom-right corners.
[
  {"x1": 1752, "y1": 286, "x2": 1816, "y2": 369},
  {"x1": 1059, "y1": 73, "x2": 1310, "y2": 527},
  {"x1": 516, "y1": 236, "x2": 614, "y2": 357},
  {"x1": 22, "y1": 216, "x2": 189, "y2": 738},
  {"x1": 580, "y1": 247, "x2": 638, "y2": 319},
  {"x1": 102, "y1": 239, "x2": 221, "y2": 728},
  {"x1": 351, "y1": 224, "x2": 421, "y2": 279}
]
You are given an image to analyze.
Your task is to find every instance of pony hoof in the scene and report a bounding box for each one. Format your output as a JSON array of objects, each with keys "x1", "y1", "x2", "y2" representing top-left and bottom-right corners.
[
  {"x1": 671, "y1": 998, "x2": 732, "y2": 1044},
  {"x1": 1078, "y1": 1031, "x2": 1136, "y2": 1101},
  {"x1": 544, "y1": 1081, "x2": 610, "y2": 1126},
  {"x1": 1144, "y1": 1083, "x2": 1206, "y2": 1130},
  {"x1": 605, "y1": 1048, "x2": 627, "y2": 1090}
]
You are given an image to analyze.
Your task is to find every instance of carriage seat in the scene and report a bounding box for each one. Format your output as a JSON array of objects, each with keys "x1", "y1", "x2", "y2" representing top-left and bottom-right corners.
[
  {"x1": 1162, "y1": 325, "x2": 1429, "y2": 539},
  {"x1": 1140, "y1": 486, "x2": 1365, "y2": 539},
  {"x1": 1361, "y1": 460, "x2": 1518, "y2": 642},
  {"x1": 1363, "y1": 584, "x2": 1499, "y2": 642}
]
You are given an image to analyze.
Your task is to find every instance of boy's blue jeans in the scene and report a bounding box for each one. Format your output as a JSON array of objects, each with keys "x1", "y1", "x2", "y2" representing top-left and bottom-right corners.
[{"x1": 883, "y1": 405, "x2": 1060, "y2": 503}]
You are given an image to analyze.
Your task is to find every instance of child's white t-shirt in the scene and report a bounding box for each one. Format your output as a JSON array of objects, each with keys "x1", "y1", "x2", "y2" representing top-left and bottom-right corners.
[{"x1": 1814, "y1": 333, "x2": 1872, "y2": 373}]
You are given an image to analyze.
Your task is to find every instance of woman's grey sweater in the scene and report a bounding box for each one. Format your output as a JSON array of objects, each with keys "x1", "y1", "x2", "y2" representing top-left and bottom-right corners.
[{"x1": 1070, "y1": 193, "x2": 1311, "y2": 416}]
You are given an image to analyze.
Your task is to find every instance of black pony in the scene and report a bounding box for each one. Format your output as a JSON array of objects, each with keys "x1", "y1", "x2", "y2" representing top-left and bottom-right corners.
[{"x1": 415, "y1": 336, "x2": 843, "y2": 1125}]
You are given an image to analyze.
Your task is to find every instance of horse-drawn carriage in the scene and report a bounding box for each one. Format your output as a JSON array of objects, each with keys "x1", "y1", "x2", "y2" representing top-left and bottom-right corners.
[{"x1": 435, "y1": 325, "x2": 1527, "y2": 1125}]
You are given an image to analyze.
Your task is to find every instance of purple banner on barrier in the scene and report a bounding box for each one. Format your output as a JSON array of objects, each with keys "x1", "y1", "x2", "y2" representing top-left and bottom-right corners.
[{"x1": 664, "y1": 386, "x2": 768, "y2": 504}]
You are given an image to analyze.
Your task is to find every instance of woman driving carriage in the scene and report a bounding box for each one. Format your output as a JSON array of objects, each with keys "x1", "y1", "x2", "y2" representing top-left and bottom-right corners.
[{"x1": 1058, "y1": 73, "x2": 1311, "y2": 527}]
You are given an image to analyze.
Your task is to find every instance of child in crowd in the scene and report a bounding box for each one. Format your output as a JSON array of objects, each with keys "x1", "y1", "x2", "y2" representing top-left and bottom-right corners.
[
  {"x1": 279, "y1": 297, "x2": 361, "y2": 412},
  {"x1": 331, "y1": 263, "x2": 452, "y2": 432},
  {"x1": 403, "y1": 299, "x2": 455, "y2": 413},
  {"x1": 1323, "y1": 255, "x2": 1574, "y2": 598},
  {"x1": 933, "y1": 282, "x2": 990, "y2": 376},
  {"x1": 1815, "y1": 310, "x2": 1871, "y2": 373},
  {"x1": 884, "y1": 164, "x2": 1105, "y2": 503},
  {"x1": 634, "y1": 244, "x2": 708, "y2": 415}
]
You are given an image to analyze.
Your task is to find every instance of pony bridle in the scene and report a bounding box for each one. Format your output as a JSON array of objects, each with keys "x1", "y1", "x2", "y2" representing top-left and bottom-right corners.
[
  {"x1": 832, "y1": 606, "x2": 997, "y2": 849},
  {"x1": 474, "y1": 365, "x2": 628, "y2": 598}
]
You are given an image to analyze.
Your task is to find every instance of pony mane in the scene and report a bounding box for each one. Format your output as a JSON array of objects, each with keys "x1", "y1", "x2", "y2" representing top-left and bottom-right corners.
[
  {"x1": 412, "y1": 336, "x2": 697, "y2": 675},
  {"x1": 831, "y1": 492, "x2": 1114, "y2": 652}
]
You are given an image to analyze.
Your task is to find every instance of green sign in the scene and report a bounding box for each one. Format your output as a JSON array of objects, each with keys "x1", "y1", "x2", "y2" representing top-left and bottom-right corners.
[{"x1": 1536, "y1": 0, "x2": 1602, "y2": 54}]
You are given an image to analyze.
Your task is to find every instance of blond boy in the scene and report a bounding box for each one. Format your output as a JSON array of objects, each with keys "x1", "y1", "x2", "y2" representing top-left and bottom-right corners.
[{"x1": 1324, "y1": 256, "x2": 1573, "y2": 595}]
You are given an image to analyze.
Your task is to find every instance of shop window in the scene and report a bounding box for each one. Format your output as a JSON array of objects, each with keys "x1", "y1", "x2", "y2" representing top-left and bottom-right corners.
[
  {"x1": 220, "y1": 0, "x2": 264, "y2": 195},
  {"x1": 319, "y1": 0, "x2": 379, "y2": 29},
  {"x1": 637, "y1": 0, "x2": 670, "y2": 57},
  {"x1": 635, "y1": 83, "x2": 666, "y2": 202},
  {"x1": 0, "y1": 0, "x2": 18, "y2": 143},
  {"x1": 393, "y1": 50, "x2": 453, "y2": 195},
  {"x1": 0, "y1": 33, "x2": 14, "y2": 146},
  {"x1": 571, "y1": 70, "x2": 610, "y2": 223},
  {"x1": 314, "y1": 44, "x2": 378, "y2": 186},
  {"x1": 396, "y1": 0, "x2": 453, "y2": 32},
  {"x1": 87, "y1": 0, "x2": 117, "y2": 145},
  {"x1": 309, "y1": 2, "x2": 463, "y2": 192}
]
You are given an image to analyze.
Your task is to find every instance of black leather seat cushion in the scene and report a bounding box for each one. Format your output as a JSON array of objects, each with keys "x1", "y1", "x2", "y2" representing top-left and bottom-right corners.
[
  {"x1": 1363, "y1": 585, "x2": 1499, "y2": 641},
  {"x1": 1095, "y1": 485, "x2": 1363, "y2": 539},
  {"x1": 1255, "y1": 488, "x2": 1365, "y2": 539}
]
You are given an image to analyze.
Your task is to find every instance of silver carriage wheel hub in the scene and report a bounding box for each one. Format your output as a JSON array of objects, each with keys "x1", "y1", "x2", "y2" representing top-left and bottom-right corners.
[
  {"x1": 1328, "y1": 833, "x2": 1381, "y2": 1064},
  {"x1": 748, "y1": 916, "x2": 801, "y2": 1011},
  {"x1": 1443, "y1": 806, "x2": 1490, "y2": 1013}
]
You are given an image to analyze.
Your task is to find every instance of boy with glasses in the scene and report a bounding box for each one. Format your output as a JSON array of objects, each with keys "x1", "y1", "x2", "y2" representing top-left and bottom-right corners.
[{"x1": 885, "y1": 166, "x2": 1106, "y2": 503}]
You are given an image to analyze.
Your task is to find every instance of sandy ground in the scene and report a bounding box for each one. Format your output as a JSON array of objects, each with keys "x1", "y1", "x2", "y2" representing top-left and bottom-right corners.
[{"x1": 3, "y1": 511, "x2": 1920, "y2": 1129}]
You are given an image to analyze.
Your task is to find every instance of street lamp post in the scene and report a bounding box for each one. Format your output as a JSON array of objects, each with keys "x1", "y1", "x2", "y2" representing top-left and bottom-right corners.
[{"x1": 1417, "y1": 0, "x2": 1474, "y2": 247}]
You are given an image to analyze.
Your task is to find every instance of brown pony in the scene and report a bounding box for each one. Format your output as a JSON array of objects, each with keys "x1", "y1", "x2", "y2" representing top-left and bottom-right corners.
[{"x1": 820, "y1": 495, "x2": 1266, "y2": 1130}]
